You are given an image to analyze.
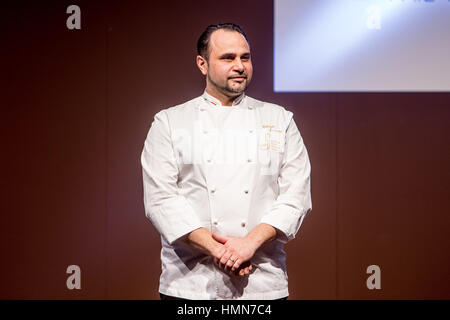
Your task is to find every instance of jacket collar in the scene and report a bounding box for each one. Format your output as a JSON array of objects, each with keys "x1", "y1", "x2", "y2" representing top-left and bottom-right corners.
[{"x1": 202, "y1": 90, "x2": 246, "y2": 108}]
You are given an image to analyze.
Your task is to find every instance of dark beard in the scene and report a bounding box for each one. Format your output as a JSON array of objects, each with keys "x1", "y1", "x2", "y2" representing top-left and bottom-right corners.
[
  {"x1": 225, "y1": 82, "x2": 247, "y2": 94},
  {"x1": 208, "y1": 74, "x2": 249, "y2": 96}
]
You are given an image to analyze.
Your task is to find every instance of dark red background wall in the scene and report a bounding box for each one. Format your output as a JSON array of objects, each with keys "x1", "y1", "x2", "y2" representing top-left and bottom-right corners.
[{"x1": 2, "y1": 0, "x2": 449, "y2": 299}]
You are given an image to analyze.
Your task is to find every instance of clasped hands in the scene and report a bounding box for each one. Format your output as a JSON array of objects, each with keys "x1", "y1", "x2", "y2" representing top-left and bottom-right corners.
[
  {"x1": 182, "y1": 224, "x2": 276, "y2": 278},
  {"x1": 211, "y1": 233, "x2": 258, "y2": 277}
]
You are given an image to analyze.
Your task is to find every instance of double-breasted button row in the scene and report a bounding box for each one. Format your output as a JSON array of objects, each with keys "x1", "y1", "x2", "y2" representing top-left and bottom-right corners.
[
  {"x1": 203, "y1": 129, "x2": 254, "y2": 134},
  {"x1": 211, "y1": 220, "x2": 247, "y2": 228},
  {"x1": 210, "y1": 188, "x2": 248, "y2": 194},
  {"x1": 205, "y1": 159, "x2": 253, "y2": 164}
]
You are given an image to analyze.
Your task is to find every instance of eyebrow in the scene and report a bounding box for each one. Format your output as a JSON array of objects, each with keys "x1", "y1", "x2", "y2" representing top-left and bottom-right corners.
[{"x1": 219, "y1": 52, "x2": 251, "y2": 59}]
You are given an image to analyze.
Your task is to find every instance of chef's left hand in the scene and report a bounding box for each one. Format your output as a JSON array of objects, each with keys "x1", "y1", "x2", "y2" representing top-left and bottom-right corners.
[{"x1": 212, "y1": 233, "x2": 259, "y2": 274}]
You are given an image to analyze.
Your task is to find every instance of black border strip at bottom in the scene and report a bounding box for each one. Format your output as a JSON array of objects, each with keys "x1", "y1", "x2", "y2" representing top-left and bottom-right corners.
[{"x1": 0, "y1": 300, "x2": 447, "y2": 319}]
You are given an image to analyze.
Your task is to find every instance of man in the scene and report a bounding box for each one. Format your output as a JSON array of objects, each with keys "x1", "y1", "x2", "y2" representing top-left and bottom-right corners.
[{"x1": 141, "y1": 23, "x2": 312, "y2": 300}]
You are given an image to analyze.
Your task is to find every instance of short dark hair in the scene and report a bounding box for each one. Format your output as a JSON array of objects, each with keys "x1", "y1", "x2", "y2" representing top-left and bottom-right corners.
[{"x1": 197, "y1": 23, "x2": 249, "y2": 61}]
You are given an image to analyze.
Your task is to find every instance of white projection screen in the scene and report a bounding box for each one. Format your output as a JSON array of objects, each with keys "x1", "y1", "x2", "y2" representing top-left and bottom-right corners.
[{"x1": 274, "y1": 0, "x2": 450, "y2": 92}]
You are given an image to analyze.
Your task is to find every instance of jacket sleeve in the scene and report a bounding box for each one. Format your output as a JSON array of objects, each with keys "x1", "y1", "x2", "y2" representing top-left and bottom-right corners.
[
  {"x1": 260, "y1": 116, "x2": 312, "y2": 243},
  {"x1": 141, "y1": 110, "x2": 202, "y2": 245}
]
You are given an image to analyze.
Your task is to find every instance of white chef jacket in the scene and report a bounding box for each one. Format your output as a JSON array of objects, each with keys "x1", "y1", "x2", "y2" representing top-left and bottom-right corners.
[{"x1": 141, "y1": 90, "x2": 312, "y2": 300}]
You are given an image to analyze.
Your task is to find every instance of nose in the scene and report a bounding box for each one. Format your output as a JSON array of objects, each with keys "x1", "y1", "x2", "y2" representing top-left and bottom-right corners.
[{"x1": 233, "y1": 58, "x2": 244, "y2": 72}]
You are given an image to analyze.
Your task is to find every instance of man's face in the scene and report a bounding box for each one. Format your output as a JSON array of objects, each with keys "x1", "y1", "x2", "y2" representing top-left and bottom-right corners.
[{"x1": 203, "y1": 29, "x2": 253, "y2": 97}]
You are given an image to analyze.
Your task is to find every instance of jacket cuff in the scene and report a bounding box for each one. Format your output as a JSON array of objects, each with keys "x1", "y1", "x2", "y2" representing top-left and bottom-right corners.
[
  {"x1": 149, "y1": 197, "x2": 203, "y2": 245},
  {"x1": 260, "y1": 206, "x2": 306, "y2": 244}
]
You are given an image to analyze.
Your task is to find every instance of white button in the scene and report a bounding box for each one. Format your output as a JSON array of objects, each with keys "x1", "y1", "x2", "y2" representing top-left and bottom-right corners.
[
  {"x1": 213, "y1": 221, "x2": 218, "y2": 226},
  {"x1": 203, "y1": 130, "x2": 208, "y2": 134},
  {"x1": 248, "y1": 105, "x2": 253, "y2": 109},
  {"x1": 211, "y1": 188, "x2": 216, "y2": 194},
  {"x1": 249, "y1": 129, "x2": 254, "y2": 133},
  {"x1": 241, "y1": 222, "x2": 246, "y2": 228},
  {"x1": 207, "y1": 159, "x2": 212, "y2": 163},
  {"x1": 247, "y1": 159, "x2": 252, "y2": 163}
]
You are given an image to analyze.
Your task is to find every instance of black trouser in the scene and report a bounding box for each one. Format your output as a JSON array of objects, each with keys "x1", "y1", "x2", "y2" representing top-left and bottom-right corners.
[{"x1": 160, "y1": 293, "x2": 288, "y2": 300}]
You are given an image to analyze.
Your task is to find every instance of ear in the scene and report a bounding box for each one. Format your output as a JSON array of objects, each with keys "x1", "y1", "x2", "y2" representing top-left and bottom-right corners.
[{"x1": 196, "y1": 55, "x2": 208, "y2": 76}]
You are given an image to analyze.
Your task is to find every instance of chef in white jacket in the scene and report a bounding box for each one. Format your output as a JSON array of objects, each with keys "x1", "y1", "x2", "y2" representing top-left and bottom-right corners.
[{"x1": 141, "y1": 23, "x2": 312, "y2": 300}]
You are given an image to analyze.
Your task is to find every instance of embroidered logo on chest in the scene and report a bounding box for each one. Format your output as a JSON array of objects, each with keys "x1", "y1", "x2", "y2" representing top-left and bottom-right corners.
[{"x1": 260, "y1": 125, "x2": 283, "y2": 152}]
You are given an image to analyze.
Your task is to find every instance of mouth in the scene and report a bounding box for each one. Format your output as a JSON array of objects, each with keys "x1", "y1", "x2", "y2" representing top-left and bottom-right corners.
[{"x1": 229, "y1": 76, "x2": 247, "y2": 82}]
